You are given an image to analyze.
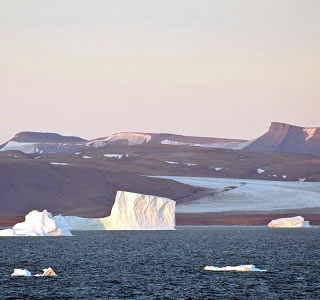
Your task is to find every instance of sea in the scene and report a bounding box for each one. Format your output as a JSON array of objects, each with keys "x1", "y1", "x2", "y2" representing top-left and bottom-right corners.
[{"x1": 0, "y1": 226, "x2": 319, "y2": 299}]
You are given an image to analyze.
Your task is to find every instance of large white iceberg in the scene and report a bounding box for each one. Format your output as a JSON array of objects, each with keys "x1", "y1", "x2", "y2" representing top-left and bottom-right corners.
[
  {"x1": 204, "y1": 264, "x2": 266, "y2": 272},
  {"x1": 65, "y1": 191, "x2": 176, "y2": 230},
  {"x1": 268, "y1": 216, "x2": 310, "y2": 228},
  {"x1": 0, "y1": 210, "x2": 72, "y2": 236}
]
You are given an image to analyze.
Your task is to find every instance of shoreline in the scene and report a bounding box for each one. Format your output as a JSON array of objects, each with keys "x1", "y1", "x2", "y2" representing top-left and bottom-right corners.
[
  {"x1": 176, "y1": 213, "x2": 320, "y2": 226},
  {"x1": 1, "y1": 213, "x2": 320, "y2": 227}
]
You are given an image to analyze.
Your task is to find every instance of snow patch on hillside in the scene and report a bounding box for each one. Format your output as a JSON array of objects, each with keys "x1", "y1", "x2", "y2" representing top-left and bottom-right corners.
[
  {"x1": 303, "y1": 128, "x2": 317, "y2": 141},
  {"x1": 88, "y1": 133, "x2": 152, "y2": 147},
  {"x1": 0, "y1": 141, "x2": 37, "y2": 153},
  {"x1": 104, "y1": 154, "x2": 123, "y2": 158},
  {"x1": 50, "y1": 162, "x2": 70, "y2": 166},
  {"x1": 161, "y1": 139, "x2": 254, "y2": 150}
]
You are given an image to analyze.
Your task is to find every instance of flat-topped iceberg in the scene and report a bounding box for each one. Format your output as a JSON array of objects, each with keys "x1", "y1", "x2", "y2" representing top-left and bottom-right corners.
[
  {"x1": 101, "y1": 191, "x2": 176, "y2": 230},
  {"x1": 65, "y1": 191, "x2": 176, "y2": 230},
  {"x1": 204, "y1": 264, "x2": 266, "y2": 272},
  {"x1": 268, "y1": 216, "x2": 310, "y2": 228},
  {"x1": 0, "y1": 210, "x2": 72, "y2": 236}
]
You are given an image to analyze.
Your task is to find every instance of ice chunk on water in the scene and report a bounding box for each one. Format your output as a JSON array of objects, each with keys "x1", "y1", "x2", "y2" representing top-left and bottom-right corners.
[
  {"x1": 257, "y1": 168, "x2": 265, "y2": 174},
  {"x1": 12, "y1": 268, "x2": 57, "y2": 277},
  {"x1": 268, "y1": 216, "x2": 310, "y2": 228},
  {"x1": 35, "y1": 268, "x2": 57, "y2": 277},
  {"x1": 11, "y1": 269, "x2": 32, "y2": 277},
  {"x1": 204, "y1": 264, "x2": 266, "y2": 272}
]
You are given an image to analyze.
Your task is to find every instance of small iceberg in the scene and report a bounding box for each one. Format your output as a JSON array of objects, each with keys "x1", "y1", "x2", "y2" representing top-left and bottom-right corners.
[
  {"x1": 11, "y1": 268, "x2": 57, "y2": 277},
  {"x1": 0, "y1": 210, "x2": 72, "y2": 236},
  {"x1": 11, "y1": 269, "x2": 32, "y2": 277},
  {"x1": 204, "y1": 264, "x2": 266, "y2": 272},
  {"x1": 35, "y1": 268, "x2": 57, "y2": 277},
  {"x1": 268, "y1": 216, "x2": 310, "y2": 228}
]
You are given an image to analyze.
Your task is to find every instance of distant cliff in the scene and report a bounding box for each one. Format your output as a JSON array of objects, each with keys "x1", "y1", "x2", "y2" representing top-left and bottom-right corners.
[{"x1": 245, "y1": 122, "x2": 320, "y2": 155}]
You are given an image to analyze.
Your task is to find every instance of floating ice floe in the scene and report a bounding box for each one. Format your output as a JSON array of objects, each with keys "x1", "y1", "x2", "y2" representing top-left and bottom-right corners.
[
  {"x1": 182, "y1": 163, "x2": 197, "y2": 166},
  {"x1": 11, "y1": 269, "x2": 32, "y2": 277},
  {"x1": 63, "y1": 216, "x2": 105, "y2": 231},
  {"x1": 282, "y1": 175, "x2": 287, "y2": 179},
  {"x1": 214, "y1": 167, "x2": 222, "y2": 171},
  {"x1": 104, "y1": 154, "x2": 123, "y2": 159},
  {"x1": 12, "y1": 268, "x2": 57, "y2": 277},
  {"x1": 82, "y1": 155, "x2": 91, "y2": 159},
  {"x1": 268, "y1": 216, "x2": 310, "y2": 228},
  {"x1": 64, "y1": 191, "x2": 176, "y2": 231},
  {"x1": 74, "y1": 152, "x2": 81, "y2": 155},
  {"x1": 257, "y1": 168, "x2": 265, "y2": 174},
  {"x1": 204, "y1": 264, "x2": 266, "y2": 272},
  {"x1": 50, "y1": 162, "x2": 70, "y2": 166},
  {"x1": 0, "y1": 210, "x2": 72, "y2": 236}
]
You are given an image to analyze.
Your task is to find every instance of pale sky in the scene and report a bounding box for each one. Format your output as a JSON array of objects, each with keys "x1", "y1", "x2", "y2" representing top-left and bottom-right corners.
[{"x1": 1, "y1": 0, "x2": 319, "y2": 143}]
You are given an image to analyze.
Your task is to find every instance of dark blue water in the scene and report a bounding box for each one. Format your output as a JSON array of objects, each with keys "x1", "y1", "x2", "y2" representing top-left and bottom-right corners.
[{"x1": 0, "y1": 227, "x2": 319, "y2": 299}]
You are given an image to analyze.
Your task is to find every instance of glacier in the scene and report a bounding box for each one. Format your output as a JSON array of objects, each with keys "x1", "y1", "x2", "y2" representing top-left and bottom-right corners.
[
  {"x1": 65, "y1": 191, "x2": 176, "y2": 230},
  {"x1": 268, "y1": 216, "x2": 310, "y2": 228},
  {"x1": 0, "y1": 210, "x2": 72, "y2": 236}
]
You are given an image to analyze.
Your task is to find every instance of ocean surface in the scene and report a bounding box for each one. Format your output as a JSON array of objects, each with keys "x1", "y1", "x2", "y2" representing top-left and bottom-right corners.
[{"x1": 0, "y1": 227, "x2": 319, "y2": 299}]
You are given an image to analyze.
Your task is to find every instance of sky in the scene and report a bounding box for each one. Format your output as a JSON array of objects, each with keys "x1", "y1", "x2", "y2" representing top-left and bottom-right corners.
[{"x1": 1, "y1": 0, "x2": 319, "y2": 143}]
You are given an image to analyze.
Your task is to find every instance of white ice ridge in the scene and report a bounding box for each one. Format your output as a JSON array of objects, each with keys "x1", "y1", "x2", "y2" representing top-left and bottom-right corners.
[
  {"x1": 11, "y1": 268, "x2": 57, "y2": 277},
  {"x1": 64, "y1": 191, "x2": 176, "y2": 230},
  {"x1": 204, "y1": 264, "x2": 267, "y2": 272},
  {"x1": 0, "y1": 210, "x2": 72, "y2": 236},
  {"x1": 268, "y1": 216, "x2": 310, "y2": 228}
]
